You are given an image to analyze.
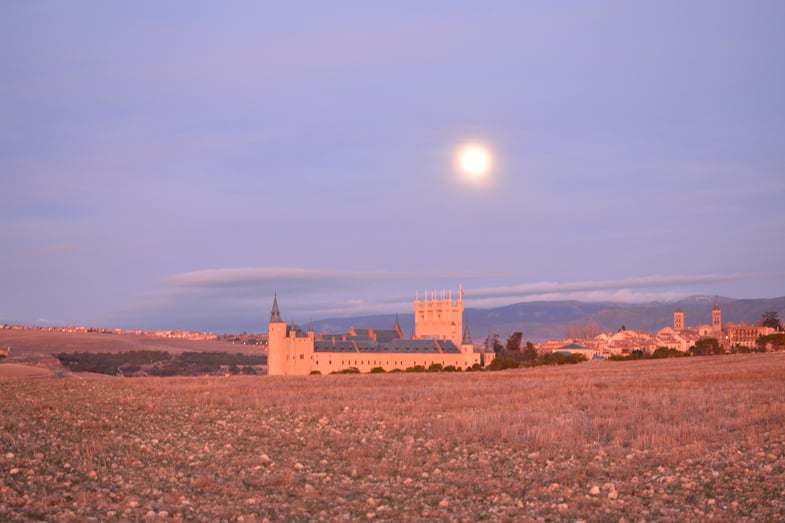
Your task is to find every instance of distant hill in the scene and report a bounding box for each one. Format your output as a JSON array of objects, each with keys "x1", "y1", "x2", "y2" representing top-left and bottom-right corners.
[{"x1": 311, "y1": 296, "x2": 785, "y2": 343}]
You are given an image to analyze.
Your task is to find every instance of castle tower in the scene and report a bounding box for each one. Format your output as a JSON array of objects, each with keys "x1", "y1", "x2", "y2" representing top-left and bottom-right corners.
[
  {"x1": 267, "y1": 294, "x2": 287, "y2": 376},
  {"x1": 413, "y1": 287, "x2": 463, "y2": 346},
  {"x1": 712, "y1": 297, "x2": 722, "y2": 332},
  {"x1": 674, "y1": 307, "x2": 684, "y2": 332}
]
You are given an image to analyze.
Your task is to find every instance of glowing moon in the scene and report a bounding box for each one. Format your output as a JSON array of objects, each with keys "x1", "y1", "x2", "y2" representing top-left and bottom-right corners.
[{"x1": 457, "y1": 144, "x2": 492, "y2": 180}]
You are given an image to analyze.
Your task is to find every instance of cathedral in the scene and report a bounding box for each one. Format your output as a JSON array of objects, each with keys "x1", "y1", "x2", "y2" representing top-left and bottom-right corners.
[
  {"x1": 266, "y1": 288, "x2": 489, "y2": 375},
  {"x1": 671, "y1": 297, "x2": 773, "y2": 349}
]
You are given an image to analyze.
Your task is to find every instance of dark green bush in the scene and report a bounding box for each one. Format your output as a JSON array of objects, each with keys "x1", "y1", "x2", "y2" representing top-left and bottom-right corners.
[{"x1": 488, "y1": 358, "x2": 520, "y2": 371}]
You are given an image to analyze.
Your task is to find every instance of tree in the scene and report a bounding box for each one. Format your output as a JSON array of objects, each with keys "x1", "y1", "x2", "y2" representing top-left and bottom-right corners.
[
  {"x1": 485, "y1": 333, "x2": 504, "y2": 353},
  {"x1": 692, "y1": 337, "x2": 723, "y2": 356},
  {"x1": 760, "y1": 312, "x2": 782, "y2": 331},
  {"x1": 565, "y1": 322, "x2": 604, "y2": 341},
  {"x1": 506, "y1": 331, "x2": 523, "y2": 352},
  {"x1": 756, "y1": 333, "x2": 785, "y2": 351},
  {"x1": 521, "y1": 341, "x2": 538, "y2": 363}
]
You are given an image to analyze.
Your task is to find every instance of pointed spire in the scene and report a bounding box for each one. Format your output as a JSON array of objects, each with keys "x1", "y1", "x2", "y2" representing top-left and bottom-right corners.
[
  {"x1": 393, "y1": 314, "x2": 403, "y2": 337},
  {"x1": 270, "y1": 292, "x2": 282, "y2": 323},
  {"x1": 713, "y1": 296, "x2": 720, "y2": 310},
  {"x1": 462, "y1": 322, "x2": 472, "y2": 345}
]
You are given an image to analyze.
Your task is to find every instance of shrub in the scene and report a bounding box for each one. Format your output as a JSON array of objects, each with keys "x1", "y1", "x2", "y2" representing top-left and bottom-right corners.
[
  {"x1": 651, "y1": 347, "x2": 687, "y2": 359},
  {"x1": 333, "y1": 367, "x2": 359, "y2": 374},
  {"x1": 757, "y1": 333, "x2": 785, "y2": 351},
  {"x1": 488, "y1": 358, "x2": 520, "y2": 371},
  {"x1": 564, "y1": 353, "x2": 588, "y2": 364},
  {"x1": 370, "y1": 367, "x2": 386, "y2": 374},
  {"x1": 540, "y1": 353, "x2": 566, "y2": 366},
  {"x1": 405, "y1": 365, "x2": 426, "y2": 373},
  {"x1": 427, "y1": 363, "x2": 443, "y2": 372},
  {"x1": 692, "y1": 338, "x2": 724, "y2": 356},
  {"x1": 309, "y1": 370, "x2": 322, "y2": 375}
]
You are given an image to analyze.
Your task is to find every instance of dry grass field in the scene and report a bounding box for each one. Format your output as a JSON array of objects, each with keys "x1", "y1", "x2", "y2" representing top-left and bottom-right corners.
[
  {"x1": 0, "y1": 329, "x2": 262, "y2": 376},
  {"x1": 2, "y1": 353, "x2": 784, "y2": 522}
]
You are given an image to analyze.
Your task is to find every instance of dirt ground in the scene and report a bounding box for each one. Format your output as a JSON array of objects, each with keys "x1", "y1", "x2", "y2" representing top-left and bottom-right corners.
[{"x1": 2, "y1": 353, "x2": 784, "y2": 522}]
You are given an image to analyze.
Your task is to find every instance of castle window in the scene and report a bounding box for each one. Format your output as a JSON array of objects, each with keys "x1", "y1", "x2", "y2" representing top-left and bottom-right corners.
[{"x1": 300, "y1": 354, "x2": 304, "y2": 360}]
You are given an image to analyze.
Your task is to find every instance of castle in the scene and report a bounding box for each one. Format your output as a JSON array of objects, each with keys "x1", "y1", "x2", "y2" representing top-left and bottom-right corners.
[{"x1": 267, "y1": 288, "x2": 489, "y2": 375}]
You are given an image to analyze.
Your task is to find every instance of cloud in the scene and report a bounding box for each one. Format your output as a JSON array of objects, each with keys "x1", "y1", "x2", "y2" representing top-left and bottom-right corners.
[
  {"x1": 33, "y1": 244, "x2": 77, "y2": 256},
  {"x1": 163, "y1": 267, "x2": 497, "y2": 290},
  {"x1": 465, "y1": 273, "x2": 785, "y2": 302},
  {"x1": 109, "y1": 268, "x2": 785, "y2": 332}
]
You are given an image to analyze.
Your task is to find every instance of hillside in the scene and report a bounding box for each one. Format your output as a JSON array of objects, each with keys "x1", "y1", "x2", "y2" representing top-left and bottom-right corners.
[
  {"x1": 311, "y1": 296, "x2": 785, "y2": 342},
  {"x1": 0, "y1": 329, "x2": 264, "y2": 375}
]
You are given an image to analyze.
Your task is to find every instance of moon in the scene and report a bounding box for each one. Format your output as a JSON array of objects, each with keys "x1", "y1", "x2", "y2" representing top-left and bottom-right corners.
[{"x1": 456, "y1": 144, "x2": 493, "y2": 181}]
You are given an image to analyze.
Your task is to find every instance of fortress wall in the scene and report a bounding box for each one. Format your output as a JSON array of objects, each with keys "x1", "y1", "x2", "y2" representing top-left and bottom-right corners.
[{"x1": 311, "y1": 350, "x2": 480, "y2": 374}]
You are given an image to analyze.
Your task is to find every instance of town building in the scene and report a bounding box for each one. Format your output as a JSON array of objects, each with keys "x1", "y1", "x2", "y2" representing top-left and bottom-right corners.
[
  {"x1": 670, "y1": 298, "x2": 772, "y2": 350},
  {"x1": 267, "y1": 288, "x2": 491, "y2": 375},
  {"x1": 553, "y1": 342, "x2": 604, "y2": 360}
]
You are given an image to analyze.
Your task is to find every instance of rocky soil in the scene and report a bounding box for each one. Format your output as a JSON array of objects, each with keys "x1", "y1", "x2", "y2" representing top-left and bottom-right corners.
[{"x1": 2, "y1": 353, "x2": 784, "y2": 522}]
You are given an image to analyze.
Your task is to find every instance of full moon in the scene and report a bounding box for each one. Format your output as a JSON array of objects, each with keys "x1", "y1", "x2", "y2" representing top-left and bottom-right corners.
[{"x1": 457, "y1": 144, "x2": 492, "y2": 179}]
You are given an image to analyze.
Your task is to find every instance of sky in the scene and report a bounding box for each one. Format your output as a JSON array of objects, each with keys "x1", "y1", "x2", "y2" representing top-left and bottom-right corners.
[{"x1": 2, "y1": 1, "x2": 784, "y2": 333}]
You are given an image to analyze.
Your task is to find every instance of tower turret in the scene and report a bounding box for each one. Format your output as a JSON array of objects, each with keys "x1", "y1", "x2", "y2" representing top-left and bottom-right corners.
[
  {"x1": 460, "y1": 322, "x2": 474, "y2": 360},
  {"x1": 267, "y1": 294, "x2": 287, "y2": 376},
  {"x1": 462, "y1": 323, "x2": 472, "y2": 345},
  {"x1": 712, "y1": 297, "x2": 722, "y2": 332},
  {"x1": 270, "y1": 293, "x2": 282, "y2": 322},
  {"x1": 393, "y1": 314, "x2": 403, "y2": 338},
  {"x1": 674, "y1": 307, "x2": 684, "y2": 331}
]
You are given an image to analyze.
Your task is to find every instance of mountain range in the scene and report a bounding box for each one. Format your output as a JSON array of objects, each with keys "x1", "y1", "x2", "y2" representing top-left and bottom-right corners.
[{"x1": 310, "y1": 295, "x2": 785, "y2": 343}]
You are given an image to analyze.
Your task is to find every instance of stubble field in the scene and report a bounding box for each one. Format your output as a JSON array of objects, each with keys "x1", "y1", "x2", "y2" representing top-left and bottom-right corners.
[{"x1": 2, "y1": 353, "x2": 784, "y2": 522}]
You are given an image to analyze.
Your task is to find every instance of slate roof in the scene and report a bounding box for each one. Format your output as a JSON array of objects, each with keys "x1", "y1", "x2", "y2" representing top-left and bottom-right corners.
[
  {"x1": 375, "y1": 329, "x2": 403, "y2": 343},
  {"x1": 312, "y1": 337, "x2": 462, "y2": 354},
  {"x1": 270, "y1": 294, "x2": 282, "y2": 322},
  {"x1": 314, "y1": 341, "x2": 356, "y2": 353},
  {"x1": 559, "y1": 342, "x2": 589, "y2": 350}
]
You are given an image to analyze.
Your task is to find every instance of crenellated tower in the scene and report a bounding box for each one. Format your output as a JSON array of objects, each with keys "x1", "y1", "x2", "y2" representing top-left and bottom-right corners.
[{"x1": 413, "y1": 286, "x2": 464, "y2": 346}]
